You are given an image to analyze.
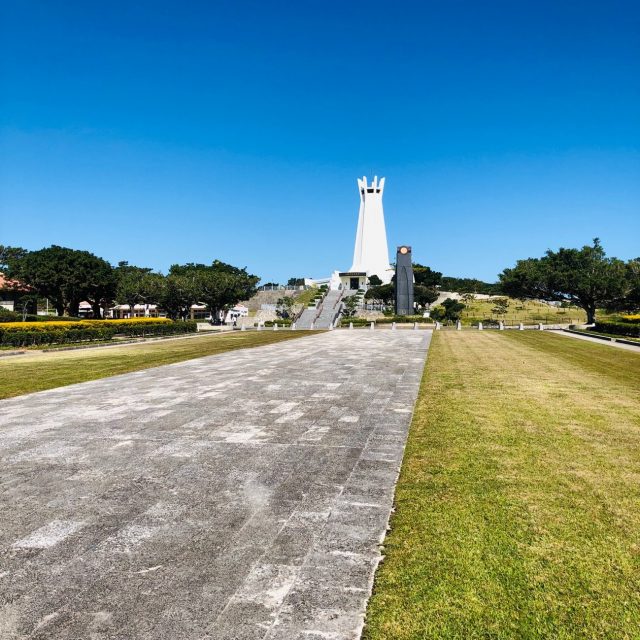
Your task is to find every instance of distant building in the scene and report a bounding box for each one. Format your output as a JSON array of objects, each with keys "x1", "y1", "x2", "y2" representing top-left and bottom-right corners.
[
  {"x1": 0, "y1": 273, "x2": 34, "y2": 313},
  {"x1": 0, "y1": 274, "x2": 17, "y2": 311},
  {"x1": 224, "y1": 305, "x2": 249, "y2": 324},
  {"x1": 108, "y1": 303, "x2": 248, "y2": 321},
  {"x1": 109, "y1": 303, "x2": 163, "y2": 319}
]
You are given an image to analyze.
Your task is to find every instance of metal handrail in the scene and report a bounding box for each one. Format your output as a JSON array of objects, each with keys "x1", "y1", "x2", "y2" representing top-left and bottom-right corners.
[
  {"x1": 313, "y1": 299, "x2": 325, "y2": 324},
  {"x1": 330, "y1": 303, "x2": 344, "y2": 328}
]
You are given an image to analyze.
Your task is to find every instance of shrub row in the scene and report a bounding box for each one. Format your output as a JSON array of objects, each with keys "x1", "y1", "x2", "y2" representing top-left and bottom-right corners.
[
  {"x1": 375, "y1": 315, "x2": 427, "y2": 324},
  {"x1": 0, "y1": 320, "x2": 197, "y2": 346},
  {"x1": 0, "y1": 318, "x2": 172, "y2": 331},
  {"x1": 263, "y1": 319, "x2": 292, "y2": 327},
  {"x1": 118, "y1": 321, "x2": 197, "y2": 337},
  {"x1": 620, "y1": 315, "x2": 640, "y2": 324},
  {"x1": 1, "y1": 326, "x2": 116, "y2": 347},
  {"x1": 592, "y1": 321, "x2": 640, "y2": 338},
  {"x1": 339, "y1": 317, "x2": 369, "y2": 326}
]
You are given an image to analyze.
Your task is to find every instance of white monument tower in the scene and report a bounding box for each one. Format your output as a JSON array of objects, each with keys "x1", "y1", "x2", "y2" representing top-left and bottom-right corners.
[{"x1": 346, "y1": 176, "x2": 393, "y2": 285}]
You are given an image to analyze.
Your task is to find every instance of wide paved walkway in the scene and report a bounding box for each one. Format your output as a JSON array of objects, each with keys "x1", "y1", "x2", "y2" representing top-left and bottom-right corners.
[{"x1": 0, "y1": 330, "x2": 430, "y2": 640}]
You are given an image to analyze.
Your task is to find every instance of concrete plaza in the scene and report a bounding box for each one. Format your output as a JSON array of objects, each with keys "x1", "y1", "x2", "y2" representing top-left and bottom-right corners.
[{"x1": 0, "y1": 330, "x2": 430, "y2": 639}]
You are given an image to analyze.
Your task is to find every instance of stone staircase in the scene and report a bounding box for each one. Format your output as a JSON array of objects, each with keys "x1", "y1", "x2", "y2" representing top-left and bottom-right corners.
[
  {"x1": 296, "y1": 306, "x2": 318, "y2": 329},
  {"x1": 296, "y1": 290, "x2": 344, "y2": 329},
  {"x1": 315, "y1": 290, "x2": 344, "y2": 328}
]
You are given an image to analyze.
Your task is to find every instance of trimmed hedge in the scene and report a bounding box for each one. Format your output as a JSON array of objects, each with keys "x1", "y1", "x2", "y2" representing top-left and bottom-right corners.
[
  {"x1": 0, "y1": 318, "x2": 172, "y2": 330},
  {"x1": 339, "y1": 318, "x2": 370, "y2": 326},
  {"x1": 0, "y1": 325, "x2": 116, "y2": 347},
  {"x1": 263, "y1": 319, "x2": 293, "y2": 327},
  {"x1": 0, "y1": 320, "x2": 197, "y2": 346},
  {"x1": 375, "y1": 315, "x2": 426, "y2": 324},
  {"x1": 115, "y1": 321, "x2": 197, "y2": 338},
  {"x1": 592, "y1": 321, "x2": 640, "y2": 338}
]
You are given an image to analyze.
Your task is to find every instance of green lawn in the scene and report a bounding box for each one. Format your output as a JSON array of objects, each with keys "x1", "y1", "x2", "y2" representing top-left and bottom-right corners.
[
  {"x1": 365, "y1": 331, "x2": 640, "y2": 639},
  {"x1": 0, "y1": 330, "x2": 316, "y2": 400},
  {"x1": 459, "y1": 297, "x2": 587, "y2": 325}
]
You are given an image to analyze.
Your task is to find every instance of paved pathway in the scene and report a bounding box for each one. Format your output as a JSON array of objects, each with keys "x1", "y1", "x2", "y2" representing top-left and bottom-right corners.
[
  {"x1": 549, "y1": 329, "x2": 640, "y2": 352},
  {"x1": 0, "y1": 330, "x2": 430, "y2": 640}
]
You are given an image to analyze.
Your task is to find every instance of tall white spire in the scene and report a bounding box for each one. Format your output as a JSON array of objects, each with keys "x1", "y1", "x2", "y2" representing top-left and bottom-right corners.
[{"x1": 349, "y1": 176, "x2": 393, "y2": 283}]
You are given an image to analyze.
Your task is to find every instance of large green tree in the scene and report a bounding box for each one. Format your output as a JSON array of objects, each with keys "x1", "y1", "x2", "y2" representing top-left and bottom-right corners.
[
  {"x1": 364, "y1": 283, "x2": 394, "y2": 305},
  {"x1": 624, "y1": 259, "x2": 640, "y2": 311},
  {"x1": 85, "y1": 259, "x2": 117, "y2": 318},
  {"x1": 499, "y1": 239, "x2": 629, "y2": 323},
  {"x1": 0, "y1": 245, "x2": 29, "y2": 272},
  {"x1": 414, "y1": 284, "x2": 439, "y2": 307},
  {"x1": 413, "y1": 264, "x2": 442, "y2": 288},
  {"x1": 171, "y1": 261, "x2": 259, "y2": 321},
  {"x1": 115, "y1": 263, "x2": 164, "y2": 316},
  {"x1": 440, "y1": 276, "x2": 500, "y2": 294},
  {"x1": 0, "y1": 245, "x2": 37, "y2": 316},
  {"x1": 9, "y1": 245, "x2": 115, "y2": 317},
  {"x1": 430, "y1": 298, "x2": 465, "y2": 324},
  {"x1": 159, "y1": 273, "x2": 200, "y2": 320}
]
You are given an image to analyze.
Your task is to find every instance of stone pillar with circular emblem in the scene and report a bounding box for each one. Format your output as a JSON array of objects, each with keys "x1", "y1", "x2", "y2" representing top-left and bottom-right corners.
[{"x1": 395, "y1": 245, "x2": 414, "y2": 316}]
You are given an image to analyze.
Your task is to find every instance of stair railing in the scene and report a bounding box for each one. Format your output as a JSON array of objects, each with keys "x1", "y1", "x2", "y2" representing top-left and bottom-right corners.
[
  {"x1": 313, "y1": 300, "x2": 324, "y2": 324},
  {"x1": 292, "y1": 304, "x2": 306, "y2": 323},
  {"x1": 330, "y1": 302, "x2": 344, "y2": 328}
]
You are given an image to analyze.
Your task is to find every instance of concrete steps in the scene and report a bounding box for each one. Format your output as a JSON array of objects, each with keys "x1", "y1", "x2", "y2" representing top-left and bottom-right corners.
[
  {"x1": 315, "y1": 290, "x2": 343, "y2": 328},
  {"x1": 296, "y1": 306, "x2": 319, "y2": 329},
  {"x1": 296, "y1": 290, "x2": 344, "y2": 329}
]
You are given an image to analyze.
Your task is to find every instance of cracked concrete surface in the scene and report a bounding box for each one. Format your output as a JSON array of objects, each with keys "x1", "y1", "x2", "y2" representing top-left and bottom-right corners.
[{"x1": 0, "y1": 330, "x2": 430, "y2": 639}]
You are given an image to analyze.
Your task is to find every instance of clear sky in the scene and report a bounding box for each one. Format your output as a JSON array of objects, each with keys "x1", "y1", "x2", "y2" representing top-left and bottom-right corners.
[{"x1": 1, "y1": 0, "x2": 639, "y2": 283}]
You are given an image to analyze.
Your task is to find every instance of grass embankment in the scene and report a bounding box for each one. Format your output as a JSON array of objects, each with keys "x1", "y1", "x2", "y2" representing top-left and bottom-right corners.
[
  {"x1": 0, "y1": 330, "x2": 316, "y2": 400},
  {"x1": 365, "y1": 331, "x2": 640, "y2": 639},
  {"x1": 460, "y1": 298, "x2": 586, "y2": 325},
  {"x1": 294, "y1": 286, "x2": 320, "y2": 307}
]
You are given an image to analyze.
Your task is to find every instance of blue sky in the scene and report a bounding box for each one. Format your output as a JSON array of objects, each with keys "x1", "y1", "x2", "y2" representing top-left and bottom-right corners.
[{"x1": 1, "y1": 0, "x2": 639, "y2": 283}]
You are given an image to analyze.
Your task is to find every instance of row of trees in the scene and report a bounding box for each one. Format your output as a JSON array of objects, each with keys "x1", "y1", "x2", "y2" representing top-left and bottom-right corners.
[
  {"x1": 364, "y1": 241, "x2": 639, "y2": 324},
  {"x1": 439, "y1": 276, "x2": 500, "y2": 295},
  {"x1": 0, "y1": 245, "x2": 259, "y2": 319},
  {"x1": 3, "y1": 240, "x2": 636, "y2": 324}
]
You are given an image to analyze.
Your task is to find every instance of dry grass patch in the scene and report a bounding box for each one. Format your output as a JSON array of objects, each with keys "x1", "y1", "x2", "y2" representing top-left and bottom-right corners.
[{"x1": 365, "y1": 331, "x2": 640, "y2": 640}]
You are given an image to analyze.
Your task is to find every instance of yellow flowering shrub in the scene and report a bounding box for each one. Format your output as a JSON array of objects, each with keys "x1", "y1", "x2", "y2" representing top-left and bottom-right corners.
[
  {"x1": 621, "y1": 315, "x2": 640, "y2": 324},
  {"x1": 0, "y1": 317, "x2": 195, "y2": 346},
  {"x1": 0, "y1": 318, "x2": 172, "y2": 331},
  {"x1": 108, "y1": 318, "x2": 171, "y2": 324}
]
